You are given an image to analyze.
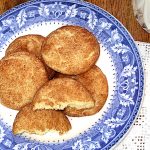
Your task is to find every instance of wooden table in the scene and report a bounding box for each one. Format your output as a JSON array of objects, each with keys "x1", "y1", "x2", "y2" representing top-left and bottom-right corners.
[{"x1": 0, "y1": 0, "x2": 150, "y2": 42}]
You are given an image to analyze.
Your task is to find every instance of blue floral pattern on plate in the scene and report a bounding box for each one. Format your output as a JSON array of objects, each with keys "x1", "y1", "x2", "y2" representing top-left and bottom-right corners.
[{"x1": 0, "y1": 0, "x2": 144, "y2": 149}]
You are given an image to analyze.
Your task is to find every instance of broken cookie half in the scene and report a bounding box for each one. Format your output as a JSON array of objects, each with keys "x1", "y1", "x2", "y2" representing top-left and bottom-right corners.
[
  {"x1": 32, "y1": 78, "x2": 95, "y2": 111},
  {"x1": 13, "y1": 104, "x2": 71, "y2": 135}
]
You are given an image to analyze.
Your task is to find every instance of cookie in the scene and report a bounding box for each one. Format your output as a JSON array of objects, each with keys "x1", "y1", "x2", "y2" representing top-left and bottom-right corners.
[
  {"x1": 56, "y1": 65, "x2": 108, "y2": 116},
  {"x1": 33, "y1": 78, "x2": 94, "y2": 110},
  {"x1": 5, "y1": 34, "x2": 55, "y2": 79},
  {"x1": 6, "y1": 34, "x2": 45, "y2": 58},
  {"x1": 42, "y1": 25, "x2": 100, "y2": 75},
  {"x1": 0, "y1": 52, "x2": 48, "y2": 110},
  {"x1": 13, "y1": 104, "x2": 71, "y2": 135}
]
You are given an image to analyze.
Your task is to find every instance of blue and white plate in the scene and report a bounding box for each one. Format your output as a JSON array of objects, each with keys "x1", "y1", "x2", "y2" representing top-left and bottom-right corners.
[{"x1": 0, "y1": 0, "x2": 144, "y2": 149}]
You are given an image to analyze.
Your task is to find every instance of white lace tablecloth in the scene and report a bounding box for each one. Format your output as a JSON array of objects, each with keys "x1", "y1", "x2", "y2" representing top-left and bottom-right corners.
[{"x1": 115, "y1": 41, "x2": 150, "y2": 150}]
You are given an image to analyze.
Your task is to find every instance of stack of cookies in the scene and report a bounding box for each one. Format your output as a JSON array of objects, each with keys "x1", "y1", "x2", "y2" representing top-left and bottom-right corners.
[{"x1": 0, "y1": 25, "x2": 108, "y2": 135}]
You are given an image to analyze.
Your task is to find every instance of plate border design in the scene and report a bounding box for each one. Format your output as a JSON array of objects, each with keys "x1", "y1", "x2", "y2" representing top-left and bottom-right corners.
[{"x1": 0, "y1": 0, "x2": 144, "y2": 150}]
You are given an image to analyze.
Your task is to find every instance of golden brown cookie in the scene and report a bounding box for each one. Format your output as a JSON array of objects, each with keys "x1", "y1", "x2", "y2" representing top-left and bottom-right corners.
[
  {"x1": 5, "y1": 34, "x2": 55, "y2": 79},
  {"x1": 6, "y1": 34, "x2": 45, "y2": 58},
  {"x1": 42, "y1": 25, "x2": 100, "y2": 75},
  {"x1": 33, "y1": 78, "x2": 94, "y2": 110},
  {"x1": 56, "y1": 65, "x2": 108, "y2": 116},
  {"x1": 13, "y1": 104, "x2": 71, "y2": 135},
  {"x1": 0, "y1": 52, "x2": 48, "y2": 110}
]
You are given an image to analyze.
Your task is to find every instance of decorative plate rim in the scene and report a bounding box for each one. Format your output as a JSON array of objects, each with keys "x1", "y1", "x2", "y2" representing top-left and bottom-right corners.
[{"x1": 0, "y1": 0, "x2": 144, "y2": 150}]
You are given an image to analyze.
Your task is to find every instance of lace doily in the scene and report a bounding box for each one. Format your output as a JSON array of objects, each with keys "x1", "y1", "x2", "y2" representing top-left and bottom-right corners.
[{"x1": 115, "y1": 41, "x2": 150, "y2": 150}]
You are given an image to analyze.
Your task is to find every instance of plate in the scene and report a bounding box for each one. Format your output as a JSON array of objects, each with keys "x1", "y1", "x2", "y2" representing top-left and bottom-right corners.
[{"x1": 0, "y1": 0, "x2": 144, "y2": 149}]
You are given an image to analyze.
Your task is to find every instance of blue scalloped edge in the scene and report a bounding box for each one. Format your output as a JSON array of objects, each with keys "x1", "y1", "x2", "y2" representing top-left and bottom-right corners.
[{"x1": 0, "y1": 0, "x2": 144, "y2": 150}]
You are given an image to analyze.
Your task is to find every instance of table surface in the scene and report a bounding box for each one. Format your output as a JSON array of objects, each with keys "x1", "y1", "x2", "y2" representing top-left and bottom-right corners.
[{"x1": 0, "y1": 0, "x2": 150, "y2": 42}]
